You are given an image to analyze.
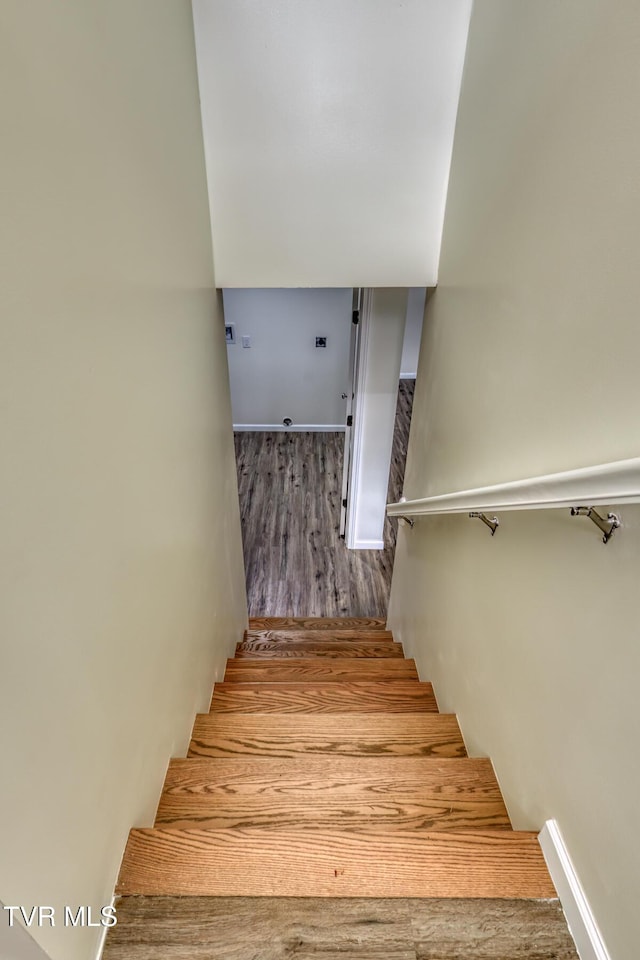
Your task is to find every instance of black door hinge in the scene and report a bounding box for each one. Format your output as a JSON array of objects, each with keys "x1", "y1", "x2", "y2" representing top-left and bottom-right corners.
[
  {"x1": 342, "y1": 498, "x2": 347, "y2": 508},
  {"x1": 346, "y1": 415, "x2": 353, "y2": 427},
  {"x1": 352, "y1": 310, "x2": 359, "y2": 325}
]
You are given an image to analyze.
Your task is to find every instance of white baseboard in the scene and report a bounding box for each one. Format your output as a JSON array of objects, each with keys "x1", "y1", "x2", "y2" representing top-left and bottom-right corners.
[
  {"x1": 400, "y1": 372, "x2": 417, "y2": 379},
  {"x1": 233, "y1": 424, "x2": 346, "y2": 432},
  {"x1": 538, "y1": 820, "x2": 611, "y2": 960},
  {"x1": 350, "y1": 538, "x2": 385, "y2": 550},
  {"x1": 94, "y1": 895, "x2": 116, "y2": 960}
]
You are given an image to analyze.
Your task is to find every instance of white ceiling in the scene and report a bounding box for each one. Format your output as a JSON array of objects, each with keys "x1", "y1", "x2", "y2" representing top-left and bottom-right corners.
[{"x1": 193, "y1": 0, "x2": 472, "y2": 287}]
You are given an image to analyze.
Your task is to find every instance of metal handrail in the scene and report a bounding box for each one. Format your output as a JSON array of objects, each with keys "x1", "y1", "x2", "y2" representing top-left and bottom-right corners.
[{"x1": 386, "y1": 457, "x2": 640, "y2": 543}]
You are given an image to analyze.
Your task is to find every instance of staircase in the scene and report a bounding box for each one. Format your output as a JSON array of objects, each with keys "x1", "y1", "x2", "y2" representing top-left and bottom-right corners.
[{"x1": 108, "y1": 618, "x2": 578, "y2": 957}]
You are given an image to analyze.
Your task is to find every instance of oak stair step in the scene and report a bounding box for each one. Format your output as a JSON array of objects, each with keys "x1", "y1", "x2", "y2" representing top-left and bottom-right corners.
[
  {"x1": 188, "y1": 713, "x2": 465, "y2": 760},
  {"x1": 154, "y1": 800, "x2": 511, "y2": 834},
  {"x1": 210, "y1": 680, "x2": 438, "y2": 713},
  {"x1": 116, "y1": 828, "x2": 555, "y2": 898},
  {"x1": 248, "y1": 617, "x2": 388, "y2": 631},
  {"x1": 160, "y1": 756, "x2": 504, "y2": 799},
  {"x1": 247, "y1": 629, "x2": 395, "y2": 642},
  {"x1": 155, "y1": 756, "x2": 510, "y2": 831},
  {"x1": 235, "y1": 639, "x2": 404, "y2": 659},
  {"x1": 224, "y1": 657, "x2": 418, "y2": 683}
]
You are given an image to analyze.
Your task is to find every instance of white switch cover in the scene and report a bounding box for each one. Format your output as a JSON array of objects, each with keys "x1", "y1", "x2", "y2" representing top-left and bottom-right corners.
[{"x1": 242, "y1": 335, "x2": 251, "y2": 348}]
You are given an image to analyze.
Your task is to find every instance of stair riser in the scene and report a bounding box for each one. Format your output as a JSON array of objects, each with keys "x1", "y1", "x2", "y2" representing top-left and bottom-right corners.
[
  {"x1": 224, "y1": 659, "x2": 418, "y2": 682},
  {"x1": 155, "y1": 800, "x2": 511, "y2": 832}
]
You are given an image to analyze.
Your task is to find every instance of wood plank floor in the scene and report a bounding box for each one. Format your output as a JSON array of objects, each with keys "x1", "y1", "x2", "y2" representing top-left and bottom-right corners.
[
  {"x1": 103, "y1": 896, "x2": 579, "y2": 960},
  {"x1": 235, "y1": 379, "x2": 415, "y2": 617}
]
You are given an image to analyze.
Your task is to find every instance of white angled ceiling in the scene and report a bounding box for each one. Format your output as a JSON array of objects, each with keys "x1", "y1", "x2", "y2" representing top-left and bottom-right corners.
[{"x1": 193, "y1": 0, "x2": 472, "y2": 287}]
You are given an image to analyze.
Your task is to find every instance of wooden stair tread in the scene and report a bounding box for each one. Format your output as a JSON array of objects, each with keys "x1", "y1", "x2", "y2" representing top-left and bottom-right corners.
[
  {"x1": 235, "y1": 640, "x2": 404, "y2": 659},
  {"x1": 116, "y1": 828, "x2": 555, "y2": 898},
  {"x1": 248, "y1": 617, "x2": 388, "y2": 631},
  {"x1": 162, "y1": 756, "x2": 499, "y2": 793},
  {"x1": 247, "y1": 629, "x2": 395, "y2": 642},
  {"x1": 210, "y1": 680, "x2": 438, "y2": 713},
  {"x1": 246, "y1": 630, "x2": 395, "y2": 644},
  {"x1": 224, "y1": 658, "x2": 418, "y2": 682},
  {"x1": 156, "y1": 756, "x2": 510, "y2": 831},
  {"x1": 188, "y1": 714, "x2": 465, "y2": 759}
]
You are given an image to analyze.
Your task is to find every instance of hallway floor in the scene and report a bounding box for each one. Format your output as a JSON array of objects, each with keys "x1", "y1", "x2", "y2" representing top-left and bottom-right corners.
[
  {"x1": 234, "y1": 380, "x2": 414, "y2": 618},
  {"x1": 106, "y1": 895, "x2": 578, "y2": 959}
]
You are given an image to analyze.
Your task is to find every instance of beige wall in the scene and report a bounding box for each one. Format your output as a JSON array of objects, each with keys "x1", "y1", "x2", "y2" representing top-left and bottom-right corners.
[
  {"x1": 0, "y1": 3, "x2": 247, "y2": 959},
  {"x1": 388, "y1": 3, "x2": 640, "y2": 958}
]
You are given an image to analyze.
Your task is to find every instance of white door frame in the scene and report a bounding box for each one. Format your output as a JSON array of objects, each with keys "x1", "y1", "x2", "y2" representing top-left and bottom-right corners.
[
  {"x1": 339, "y1": 289, "x2": 362, "y2": 538},
  {"x1": 344, "y1": 287, "x2": 408, "y2": 550},
  {"x1": 345, "y1": 288, "x2": 372, "y2": 548}
]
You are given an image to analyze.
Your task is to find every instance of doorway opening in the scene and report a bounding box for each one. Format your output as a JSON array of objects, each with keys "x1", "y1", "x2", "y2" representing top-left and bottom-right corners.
[{"x1": 225, "y1": 287, "x2": 424, "y2": 617}]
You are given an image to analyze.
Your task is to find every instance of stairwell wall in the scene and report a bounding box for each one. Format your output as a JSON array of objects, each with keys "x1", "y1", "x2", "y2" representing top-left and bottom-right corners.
[
  {"x1": 388, "y1": 3, "x2": 640, "y2": 959},
  {"x1": 0, "y1": 3, "x2": 246, "y2": 959}
]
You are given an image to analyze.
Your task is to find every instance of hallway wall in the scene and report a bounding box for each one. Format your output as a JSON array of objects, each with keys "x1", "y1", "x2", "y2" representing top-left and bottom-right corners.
[
  {"x1": 388, "y1": 3, "x2": 640, "y2": 959},
  {"x1": 224, "y1": 288, "x2": 352, "y2": 429},
  {"x1": 0, "y1": 3, "x2": 246, "y2": 959}
]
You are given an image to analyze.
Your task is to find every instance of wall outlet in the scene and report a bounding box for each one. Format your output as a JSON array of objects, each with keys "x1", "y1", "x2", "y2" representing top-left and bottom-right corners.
[
  {"x1": 315, "y1": 336, "x2": 327, "y2": 348},
  {"x1": 242, "y1": 335, "x2": 251, "y2": 348}
]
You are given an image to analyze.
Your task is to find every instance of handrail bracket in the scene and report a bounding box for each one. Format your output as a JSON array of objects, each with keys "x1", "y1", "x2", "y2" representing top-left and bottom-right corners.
[
  {"x1": 469, "y1": 512, "x2": 499, "y2": 536},
  {"x1": 570, "y1": 506, "x2": 620, "y2": 544},
  {"x1": 396, "y1": 497, "x2": 415, "y2": 528}
]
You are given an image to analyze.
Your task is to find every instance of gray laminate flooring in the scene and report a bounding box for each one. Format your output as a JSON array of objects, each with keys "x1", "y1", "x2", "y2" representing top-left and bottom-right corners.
[
  {"x1": 104, "y1": 896, "x2": 579, "y2": 959},
  {"x1": 234, "y1": 380, "x2": 415, "y2": 618}
]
